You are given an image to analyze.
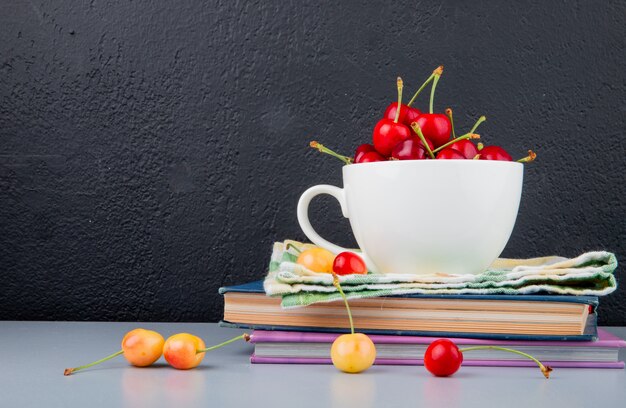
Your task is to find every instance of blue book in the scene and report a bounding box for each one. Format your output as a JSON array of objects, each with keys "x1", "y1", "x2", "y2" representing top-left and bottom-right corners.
[{"x1": 219, "y1": 280, "x2": 598, "y2": 341}]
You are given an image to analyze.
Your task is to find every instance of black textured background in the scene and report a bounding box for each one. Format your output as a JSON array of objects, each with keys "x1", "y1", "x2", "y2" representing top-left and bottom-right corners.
[{"x1": 1, "y1": 0, "x2": 624, "y2": 323}]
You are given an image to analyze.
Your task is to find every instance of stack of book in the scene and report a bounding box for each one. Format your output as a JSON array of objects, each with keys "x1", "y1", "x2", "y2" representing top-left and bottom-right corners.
[{"x1": 219, "y1": 281, "x2": 625, "y2": 368}]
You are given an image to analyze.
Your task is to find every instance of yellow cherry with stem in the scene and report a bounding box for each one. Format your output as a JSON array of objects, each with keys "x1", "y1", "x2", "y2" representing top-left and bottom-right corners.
[
  {"x1": 64, "y1": 328, "x2": 165, "y2": 376},
  {"x1": 163, "y1": 332, "x2": 250, "y2": 370},
  {"x1": 287, "y1": 243, "x2": 335, "y2": 273},
  {"x1": 330, "y1": 273, "x2": 376, "y2": 373}
]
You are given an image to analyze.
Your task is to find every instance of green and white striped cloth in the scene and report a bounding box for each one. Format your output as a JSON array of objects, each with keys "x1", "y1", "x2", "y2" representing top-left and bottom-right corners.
[{"x1": 263, "y1": 240, "x2": 618, "y2": 308}]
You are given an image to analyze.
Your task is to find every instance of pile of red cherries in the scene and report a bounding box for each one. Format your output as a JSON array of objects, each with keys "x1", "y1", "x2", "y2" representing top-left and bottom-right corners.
[{"x1": 312, "y1": 66, "x2": 536, "y2": 165}]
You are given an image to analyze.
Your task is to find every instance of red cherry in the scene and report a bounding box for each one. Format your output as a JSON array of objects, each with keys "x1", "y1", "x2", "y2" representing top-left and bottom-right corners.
[
  {"x1": 391, "y1": 137, "x2": 433, "y2": 161},
  {"x1": 357, "y1": 151, "x2": 386, "y2": 163},
  {"x1": 425, "y1": 338, "x2": 553, "y2": 379},
  {"x1": 354, "y1": 144, "x2": 376, "y2": 163},
  {"x1": 424, "y1": 339, "x2": 463, "y2": 377},
  {"x1": 449, "y1": 139, "x2": 478, "y2": 159},
  {"x1": 383, "y1": 103, "x2": 421, "y2": 127},
  {"x1": 414, "y1": 114, "x2": 451, "y2": 148},
  {"x1": 478, "y1": 146, "x2": 513, "y2": 161},
  {"x1": 374, "y1": 77, "x2": 412, "y2": 156},
  {"x1": 436, "y1": 148, "x2": 465, "y2": 160},
  {"x1": 372, "y1": 119, "x2": 412, "y2": 157},
  {"x1": 333, "y1": 252, "x2": 367, "y2": 275}
]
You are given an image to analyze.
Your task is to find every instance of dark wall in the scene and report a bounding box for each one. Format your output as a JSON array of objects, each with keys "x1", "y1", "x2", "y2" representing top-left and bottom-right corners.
[{"x1": 1, "y1": 0, "x2": 624, "y2": 324}]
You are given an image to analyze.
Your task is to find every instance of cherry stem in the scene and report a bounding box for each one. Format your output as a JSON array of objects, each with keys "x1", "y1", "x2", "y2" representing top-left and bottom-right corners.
[
  {"x1": 287, "y1": 243, "x2": 302, "y2": 254},
  {"x1": 477, "y1": 142, "x2": 484, "y2": 151},
  {"x1": 394, "y1": 77, "x2": 403, "y2": 123},
  {"x1": 445, "y1": 108, "x2": 456, "y2": 139},
  {"x1": 286, "y1": 243, "x2": 302, "y2": 254},
  {"x1": 310, "y1": 141, "x2": 353, "y2": 165},
  {"x1": 517, "y1": 150, "x2": 537, "y2": 163},
  {"x1": 410, "y1": 122, "x2": 435, "y2": 159},
  {"x1": 197, "y1": 333, "x2": 250, "y2": 354},
  {"x1": 432, "y1": 132, "x2": 480, "y2": 154},
  {"x1": 469, "y1": 116, "x2": 486, "y2": 135},
  {"x1": 429, "y1": 66, "x2": 443, "y2": 114},
  {"x1": 407, "y1": 66, "x2": 441, "y2": 107},
  {"x1": 64, "y1": 350, "x2": 124, "y2": 376},
  {"x1": 459, "y1": 346, "x2": 553, "y2": 379},
  {"x1": 332, "y1": 272, "x2": 354, "y2": 335}
]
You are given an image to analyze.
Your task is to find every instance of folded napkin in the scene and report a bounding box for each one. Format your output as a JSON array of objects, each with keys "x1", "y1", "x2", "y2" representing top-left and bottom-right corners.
[{"x1": 263, "y1": 240, "x2": 618, "y2": 308}]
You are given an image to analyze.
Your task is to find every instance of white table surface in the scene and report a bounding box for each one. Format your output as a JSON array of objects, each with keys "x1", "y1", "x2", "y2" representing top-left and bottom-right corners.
[{"x1": 1, "y1": 322, "x2": 624, "y2": 407}]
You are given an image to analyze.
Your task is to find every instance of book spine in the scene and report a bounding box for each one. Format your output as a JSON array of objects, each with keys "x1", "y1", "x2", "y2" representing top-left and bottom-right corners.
[
  {"x1": 249, "y1": 330, "x2": 616, "y2": 347},
  {"x1": 249, "y1": 355, "x2": 625, "y2": 369},
  {"x1": 223, "y1": 321, "x2": 598, "y2": 342}
]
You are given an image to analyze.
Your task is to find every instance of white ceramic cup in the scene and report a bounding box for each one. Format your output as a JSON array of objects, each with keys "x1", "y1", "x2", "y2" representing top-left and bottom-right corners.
[{"x1": 297, "y1": 160, "x2": 523, "y2": 275}]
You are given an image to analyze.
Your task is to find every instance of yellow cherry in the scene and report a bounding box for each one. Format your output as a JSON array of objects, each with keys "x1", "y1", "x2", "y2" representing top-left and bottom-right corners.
[
  {"x1": 163, "y1": 333, "x2": 206, "y2": 370},
  {"x1": 329, "y1": 272, "x2": 377, "y2": 374},
  {"x1": 163, "y1": 333, "x2": 250, "y2": 370},
  {"x1": 297, "y1": 247, "x2": 335, "y2": 273},
  {"x1": 64, "y1": 328, "x2": 165, "y2": 375},
  {"x1": 331, "y1": 333, "x2": 376, "y2": 373},
  {"x1": 121, "y1": 328, "x2": 165, "y2": 367}
]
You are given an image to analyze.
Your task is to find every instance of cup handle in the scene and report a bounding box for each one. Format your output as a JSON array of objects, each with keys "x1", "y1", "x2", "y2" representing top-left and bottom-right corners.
[{"x1": 297, "y1": 184, "x2": 378, "y2": 273}]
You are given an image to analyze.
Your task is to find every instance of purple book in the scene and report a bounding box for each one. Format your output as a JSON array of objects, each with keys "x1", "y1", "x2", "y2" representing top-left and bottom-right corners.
[{"x1": 249, "y1": 328, "x2": 625, "y2": 369}]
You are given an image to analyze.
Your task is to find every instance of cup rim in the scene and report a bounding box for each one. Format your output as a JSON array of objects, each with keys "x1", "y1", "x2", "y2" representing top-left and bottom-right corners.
[{"x1": 345, "y1": 159, "x2": 523, "y2": 170}]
